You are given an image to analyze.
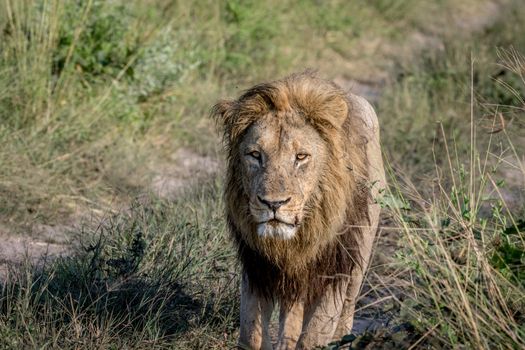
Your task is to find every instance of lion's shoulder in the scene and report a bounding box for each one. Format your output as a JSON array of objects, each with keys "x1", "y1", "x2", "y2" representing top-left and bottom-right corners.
[{"x1": 346, "y1": 92, "x2": 379, "y2": 135}]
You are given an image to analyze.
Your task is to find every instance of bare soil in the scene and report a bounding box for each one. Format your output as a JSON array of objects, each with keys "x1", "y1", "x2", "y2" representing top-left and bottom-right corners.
[
  {"x1": 151, "y1": 147, "x2": 220, "y2": 199},
  {"x1": 0, "y1": 224, "x2": 69, "y2": 280}
]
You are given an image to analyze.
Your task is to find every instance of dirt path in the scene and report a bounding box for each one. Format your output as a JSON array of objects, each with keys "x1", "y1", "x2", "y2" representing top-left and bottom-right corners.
[
  {"x1": 333, "y1": 0, "x2": 509, "y2": 103},
  {"x1": 151, "y1": 147, "x2": 220, "y2": 199},
  {"x1": 0, "y1": 224, "x2": 70, "y2": 280}
]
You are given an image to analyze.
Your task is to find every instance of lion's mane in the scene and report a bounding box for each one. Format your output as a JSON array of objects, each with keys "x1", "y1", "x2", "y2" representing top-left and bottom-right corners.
[{"x1": 213, "y1": 72, "x2": 370, "y2": 306}]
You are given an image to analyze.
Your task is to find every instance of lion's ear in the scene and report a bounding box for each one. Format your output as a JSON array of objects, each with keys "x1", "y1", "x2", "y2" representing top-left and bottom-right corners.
[
  {"x1": 211, "y1": 99, "x2": 236, "y2": 141},
  {"x1": 211, "y1": 99, "x2": 234, "y2": 125}
]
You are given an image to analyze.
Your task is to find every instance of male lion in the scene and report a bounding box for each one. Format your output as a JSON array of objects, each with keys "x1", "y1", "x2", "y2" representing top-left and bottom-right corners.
[{"x1": 212, "y1": 72, "x2": 385, "y2": 350}]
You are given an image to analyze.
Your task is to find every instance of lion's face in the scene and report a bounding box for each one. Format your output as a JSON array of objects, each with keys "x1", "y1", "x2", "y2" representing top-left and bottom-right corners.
[{"x1": 239, "y1": 113, "x2": 328, "y2": 240}]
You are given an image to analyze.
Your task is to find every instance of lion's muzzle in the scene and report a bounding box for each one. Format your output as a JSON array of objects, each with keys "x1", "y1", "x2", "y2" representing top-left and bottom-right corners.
[{"x1": 251, "y1": 195, "x2": 299, "y2": 239}]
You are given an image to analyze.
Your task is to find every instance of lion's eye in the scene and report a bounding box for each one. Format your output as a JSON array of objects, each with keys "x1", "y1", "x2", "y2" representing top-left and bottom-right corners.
[
  {"x1": 296, "y1": 153, "x2": 309, "y2": 161},
  {"x1": 248, "y1": 151, "x2": 261, "y2": 159}
]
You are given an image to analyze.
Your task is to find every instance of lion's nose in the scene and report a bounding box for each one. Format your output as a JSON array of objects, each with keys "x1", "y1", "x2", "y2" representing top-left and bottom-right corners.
[{"x1": 257, "y1": 195, "x2": 291, "y2": 212}]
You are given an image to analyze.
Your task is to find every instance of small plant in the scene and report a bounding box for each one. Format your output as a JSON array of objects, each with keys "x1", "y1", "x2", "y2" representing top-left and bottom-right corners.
[
  {"x1": 490, "y1": 219, "x2": 525, "y2": 287},
  {"x1": 53, "y1": 0, "x2": 139, "y2": 78}
]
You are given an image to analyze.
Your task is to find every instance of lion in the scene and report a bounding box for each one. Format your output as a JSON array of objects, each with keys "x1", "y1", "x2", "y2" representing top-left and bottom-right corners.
[{"x1": 212, "y1": 72, "x2": 385, "y2": 350}]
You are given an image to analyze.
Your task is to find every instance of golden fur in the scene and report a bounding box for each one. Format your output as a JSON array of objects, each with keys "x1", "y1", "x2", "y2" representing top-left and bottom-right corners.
[
  {"x1": 213, "y1": 72, "x2": 368, "y2": 268},
  {"x1": 212, "y1": 72, "x2": 384, "y2": 349}
]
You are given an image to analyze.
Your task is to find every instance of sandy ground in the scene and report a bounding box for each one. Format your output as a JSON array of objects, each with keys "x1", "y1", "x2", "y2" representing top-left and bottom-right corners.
[{"x1": 0, "y1": 224, "x2": 70, "y2": 280}]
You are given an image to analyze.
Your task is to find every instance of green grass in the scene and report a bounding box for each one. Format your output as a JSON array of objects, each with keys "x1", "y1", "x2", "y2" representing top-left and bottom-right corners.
[{"x1": 1, "y1": 0, "x2": 524, "y2": 348}]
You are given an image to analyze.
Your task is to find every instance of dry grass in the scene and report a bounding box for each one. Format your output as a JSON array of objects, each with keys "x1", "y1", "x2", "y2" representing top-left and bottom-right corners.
[{"x1": 364, "y1": 46, "x2": 525, "y2": 350}]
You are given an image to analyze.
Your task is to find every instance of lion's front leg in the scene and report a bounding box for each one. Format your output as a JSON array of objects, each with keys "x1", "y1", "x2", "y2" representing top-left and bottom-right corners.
[
  {"x1": 332, "y1": 268, "x2": 365, "y2": 339},
  {"x1": 276, "y1": 300, "x2": 304, "y2": 350},
  {"x1": 296, "y1": 282, "x2": 349, "y2": 349},
  {"x1": 334, "y1": 198, "x2": 383, "y2": 339},
  {"x1": 239, "y1": 273, "x2": 274, "y2": 350}
]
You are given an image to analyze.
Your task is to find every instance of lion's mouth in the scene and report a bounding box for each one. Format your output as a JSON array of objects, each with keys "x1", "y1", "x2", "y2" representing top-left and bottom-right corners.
[
  {"x1": 251, "y1": 208, "x2": 299, "y2": 239},
  {"x1": 256, "y1": 219, "x2": 297, "y2": 239},
  {"x1": 261, "y1": 218, "x2": 295, "y2": 227}
]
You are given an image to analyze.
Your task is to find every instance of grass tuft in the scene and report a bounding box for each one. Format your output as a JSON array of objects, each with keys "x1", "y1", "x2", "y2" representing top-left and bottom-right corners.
[{"x1": 0, "y1": 183, "x2": 239, "y2": 348}]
